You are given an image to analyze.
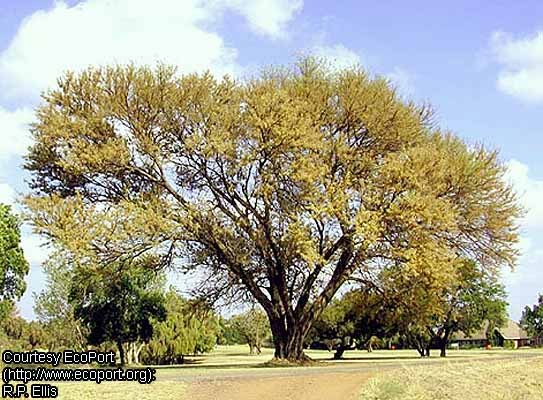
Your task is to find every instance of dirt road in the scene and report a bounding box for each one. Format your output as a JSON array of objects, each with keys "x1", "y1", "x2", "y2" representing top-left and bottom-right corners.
[
  {"x1": 183, "y1": 370, "x2": 374, "y2": 400},
  {"x1": 179, "y1": 352, "x2": 541, "y2": 400}
]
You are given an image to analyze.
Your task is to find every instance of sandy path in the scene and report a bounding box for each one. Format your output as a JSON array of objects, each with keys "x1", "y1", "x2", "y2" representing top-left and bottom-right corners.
[
  {"x1": 179, "y1": 352, "x2": 541, "y2": 400},
  {"x1": 184, "y1": 371, "x2": 374, "y2": 400}
]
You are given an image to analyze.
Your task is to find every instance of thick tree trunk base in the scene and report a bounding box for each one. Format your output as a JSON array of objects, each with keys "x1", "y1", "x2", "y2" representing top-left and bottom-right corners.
[{"x1": 264, "y1": 354, "x2": 318, "y2": 367}]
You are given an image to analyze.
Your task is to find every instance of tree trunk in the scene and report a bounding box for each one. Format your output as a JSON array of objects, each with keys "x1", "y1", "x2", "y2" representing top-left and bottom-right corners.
[
  {"x1": 439, "y1": 336, "x2": 449, "y2": 357},
  {"x1": 367, "y1": 340, "x2": 373, "y2": 353},
  {"x1": 414, "y1": 336, "x2": 429, "y2": 357},
  {"x1": 334, "y1": 345, "x2": 345, "y2": 359},
  {"x1": 416, "y1": 344, "x2": 429, "y2": 357},
  {"x1": 439, "y1": 329, "x2": 451, "y2": 357},
  {"x1": 273, "y1": 334, "x2": 306, "y2": 361},
  {"x1": 133, "y1": 343, "x2": 144, "y2": 365},
  {"x1": 270, "y1": 317, "x2": 311, "y2": 361},
  {"x1": 124, "y1": 343, "x2": 133, "y2": 365},
  {"x1": 117, "y1": 341, "x2": 125, "y2": 366}
]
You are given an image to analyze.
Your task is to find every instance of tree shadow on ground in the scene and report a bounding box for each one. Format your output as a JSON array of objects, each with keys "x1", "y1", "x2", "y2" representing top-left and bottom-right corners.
[
  {"x1": 334, "y1": 356, "x2": 423, "y2": 361},
  {"x1": 153, "y1": 362, "x2": 261, "y2": 370}
]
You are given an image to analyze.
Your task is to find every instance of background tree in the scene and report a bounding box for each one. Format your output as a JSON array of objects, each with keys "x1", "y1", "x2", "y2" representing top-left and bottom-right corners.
[
  {"x1": 229, "y1": 308, "x2": 271, "y2": 355},
  {"x1": 24, "y1": 59, "x2": 522, "y2": 361},
  {"x1": 26, "y1": 321, "x2": 46, "y2": 349},
  {"x1": 70, "y1": 260, "x2": 166, "y2": 365},
  {"x1": 309, "y1": 287, "x2": 427, "y2": 358},
  {"x1": 309, "y1": 297, "x2": 354, "y2": 357},
  {"x1": 309, "y1": 291, "x2": 386, "y2": 359},
  {"x1": 34, "y1": 253, "x2": 87, "y2": 351},
  {"x1": 360, "y1": 259, "x2": 508, "y2": 357},
  {"x1": 142, "y1": 289, "x2": 220, "y2": 364},
  {"x1": 521, "y1": 295, "x2": 543, "y2": 338},
  {"x1": 0, "y1": 305, "x2": 27, "y2": 350},
  {"x1": 429, "y1": 259, "x2": 508, "y2": 357},
  {"x1": 0, "y1": 204, "x2": 29, "y2": 321},
  {"x1": 0, "y1": 306, "x2": 47, "y2": 351},
  {"x1": 217, "y1": 316, "x2": 246, "y2": 345}
]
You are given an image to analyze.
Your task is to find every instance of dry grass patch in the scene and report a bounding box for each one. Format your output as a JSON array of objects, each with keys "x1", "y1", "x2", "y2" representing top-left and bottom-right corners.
[
  {"x1": 360, "y1": 356, "x2": 543, "y2": 400},
  {"x1": 48, "y1": 381, "x2": 185, "y2": 400}
]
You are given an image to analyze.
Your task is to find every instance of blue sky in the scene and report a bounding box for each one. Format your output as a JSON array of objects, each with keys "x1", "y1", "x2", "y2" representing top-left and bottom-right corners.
[{"x1": 0, "y1": 0, "x2": 542, "y2": 321}]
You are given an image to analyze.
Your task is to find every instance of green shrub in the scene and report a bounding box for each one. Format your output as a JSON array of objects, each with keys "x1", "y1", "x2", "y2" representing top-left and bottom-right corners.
[{"x1": 504, "y1": 340, "x2": 516, "y2": 349}]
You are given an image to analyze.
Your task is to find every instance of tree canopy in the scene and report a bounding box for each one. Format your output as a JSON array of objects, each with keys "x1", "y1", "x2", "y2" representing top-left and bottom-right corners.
[
  {"x1": 229, "y1": 308, "x2": 271, "y2": 355},
  {"x1": 0, "y1": 306, "x2": 47, "y2": 352},
  {"x1": 70, "y1": 260, "x2": 166, "y2": 365},
  {"x1": 521, "y1": 295, "x2": 543, "y2": 337},
  {"x1": 24, "y1": 58, "x2": 522, "y2": 361},
  {"x1": 336, "y1": 259, "x2": 508, "y2": 358},
  {"x1": 0, "y1": 203, "x2": 29, "y2": 320},
  {"x1": 142, "y1": 289, "x2": 220, "y2": 364},
  {"x1": 429, "y1": 259, "x2": 508, "y2": 357},
  {"x1": 33, "y1": 253, "x2": 88, "y2": 351}
]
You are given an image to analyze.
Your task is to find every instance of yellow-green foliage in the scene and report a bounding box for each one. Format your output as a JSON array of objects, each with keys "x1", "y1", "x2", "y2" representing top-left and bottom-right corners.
[
  {"x1": 360, "y1": 357, "x2": 543, "y2": 400},
  {"x1": 24, "y1": 57, "x2": 523, "y2": 360}
]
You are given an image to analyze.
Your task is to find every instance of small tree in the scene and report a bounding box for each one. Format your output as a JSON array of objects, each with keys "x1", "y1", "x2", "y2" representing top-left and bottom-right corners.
[
  {"x1": 521, "y1": 295, "x2": 543, "y2": 338},
  {"x1": 0, "y1": 204, "x2": 29, "y2": 320},
  {"x1": 26, "y1": 321, "x2": 46, "y2": 349},
  {"x1": 217, "y1": 316, "x2": 245, "y2": 345},
  {"x1": 34, "y1": 253, "x2": 87, "y2": 351},
  {"x1": 430, "y1": 260, "x2": 508, "y2": 357},
  {"x1": 230, "y1": 309, "x2": 270, "y2": 355},
  {"x1": 310, "y1": 288, "x2": 416, "y2": 358},
  {"x1": 0, "y1": 306, "x2": 27, "y2": 350},
  {"x1": 0, "y1": 308, "x2": 47, "y2": 351},
  {"x1": 143, "y1": 290, "x2": 220, "y2": 364},
  {"x1": 315, "y1": 259, "x2": 507, "y2": 358},
  {"x1": 310, "y1": 298, "x2": 352, "y2": 357},
  {"x1": 372, "y1": 259, "x2": 508, "y2": 357},
  {"x1": 70, "y1": 260, "x2": 166, "y2": 365}
]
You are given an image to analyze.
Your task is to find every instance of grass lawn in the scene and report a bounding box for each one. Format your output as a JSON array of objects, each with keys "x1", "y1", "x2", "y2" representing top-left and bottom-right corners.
[
  {"x1": 24, "y1": 345, "x2": 543, "y2": 399},
  {"x1": 156, "y1": 344, "x2": 543, "y2": 370},
  {"x1": 359, "y1": 356, "x2": 543, "y2": 400}
]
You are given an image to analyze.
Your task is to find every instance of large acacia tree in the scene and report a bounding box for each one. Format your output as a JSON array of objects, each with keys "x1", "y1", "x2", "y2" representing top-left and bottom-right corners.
[{"x1": 24, "y1": 59, "x2": 521, "y2": 361}]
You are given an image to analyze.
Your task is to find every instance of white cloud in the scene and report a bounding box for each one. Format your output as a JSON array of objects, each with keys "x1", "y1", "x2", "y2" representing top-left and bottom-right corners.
[
  {"x1": 0, "y1": 183, "x2": 16, "y2": 205},
  {"x1": 386, "y1": 67, "x2": 415, "y2": 97},
  {"x1": 312, "y1": 44, "x2": 362, "y2": 70},
  {"x1": 0, "y1": 0, "x2": 302, "y2": 103},
  {"x1": 0, "y1": 107, "x2": 34, "y2": 164},
  {"x1": 490, "y1": 31, "x2": 543, "y2": 103},
  {"x1": 502, "y1": 235, "x2": 533, "y2": 285},
  {"x1": 311, "y1": 44, "x2": 415, "y2": 99},
  {"x1": 505, "y1": 159, "x2": 543, "y2": 228},
  {"x1": 0, "y1": 0, "x2": 235, "y2": 102},
  {"x1": 502, "y1": 160, "x2": 543, "y2": 319},
  {"x1": 223, "y1": 0, "x2": 303, "y2": 39}
]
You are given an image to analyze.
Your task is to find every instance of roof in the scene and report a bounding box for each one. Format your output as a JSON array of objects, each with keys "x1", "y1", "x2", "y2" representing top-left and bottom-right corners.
[
  {"x1": 451, "y1": 319, "x2": 530, "y2": 342},
  {"x1": 498, "y1": 319, "x2": 530, "y2": 340},
  {"x1": 451, "y1": 321, "x2": 489, "y2": 341}
]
